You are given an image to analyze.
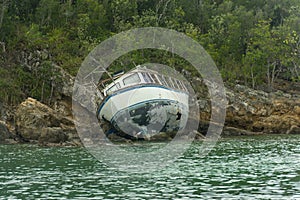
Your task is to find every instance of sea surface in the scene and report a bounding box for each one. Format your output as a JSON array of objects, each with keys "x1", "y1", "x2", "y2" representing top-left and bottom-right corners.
[{"x1": 0, "y1": 134, "x2": 299, "y2": 199}]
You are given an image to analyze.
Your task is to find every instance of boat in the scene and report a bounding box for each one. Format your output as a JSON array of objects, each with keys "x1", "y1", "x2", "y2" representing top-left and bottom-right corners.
[{"x1": 96, "y1": 65, "x2": 189, "y2": 139}]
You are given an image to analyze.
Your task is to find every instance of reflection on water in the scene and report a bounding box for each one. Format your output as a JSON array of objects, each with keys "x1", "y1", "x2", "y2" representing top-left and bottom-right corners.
[{"x1": 0, "y1": 134, "x2": 299, "y2": 199}]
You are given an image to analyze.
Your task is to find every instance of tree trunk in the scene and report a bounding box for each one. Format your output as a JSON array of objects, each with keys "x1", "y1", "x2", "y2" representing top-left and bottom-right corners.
[
  {"x1": 156, "y1": 0, "x2": 171, "y2": 25},
  {"x1": 41, "y1": 81, "x2": 45, "y2": 102},
  {"x1": 292, "y1": 61, "x2": 299, "y2": 79},
  {"x1": 267, "y1": 63, "x2": 271, "y2": 91},
  {"x1": 0, "y1": 42, "x2": 5, "y2": 52},
  {"x1": 49, "y1": 81, "x2": 54, "y2": 105},
  {"x1": 271, "y1": 62, "x2": 277, "y2": 90},
  {"x1": 251, "y1": 65, "x2": 255, "y2": 89},
  {"x1": 0, "y1": 0, "x2": 8, "y2": 30}
]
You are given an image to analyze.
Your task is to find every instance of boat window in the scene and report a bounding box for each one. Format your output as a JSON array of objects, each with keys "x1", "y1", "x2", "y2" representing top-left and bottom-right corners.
[
  {"x1": 106, "y1": 83, "x2": 121, "y2": 95},
  {"x1": 149, "y1": 74, "x2": 160, "y2": 84},
  {"x1": 141, "y1": 72, "x2": 152, "y2": 83},
  {"x1": 123, "y1": 73, "x2": 141, "y2": 86}
]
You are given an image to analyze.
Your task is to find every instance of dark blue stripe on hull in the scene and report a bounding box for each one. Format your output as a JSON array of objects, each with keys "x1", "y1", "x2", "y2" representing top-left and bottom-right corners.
[{"x1": 97, "y1": 84, "x2": 188, "y2": 117}]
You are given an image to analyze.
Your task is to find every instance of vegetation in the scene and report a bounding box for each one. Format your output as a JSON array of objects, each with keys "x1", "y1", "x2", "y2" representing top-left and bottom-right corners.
[{"x1": 0, "y1": 0, "x2": 299, "y2": 105}]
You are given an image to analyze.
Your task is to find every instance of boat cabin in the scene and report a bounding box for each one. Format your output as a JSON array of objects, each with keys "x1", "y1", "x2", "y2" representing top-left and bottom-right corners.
[{"x1": 102, "y1": 68, "x2": 188, "y2": 96}]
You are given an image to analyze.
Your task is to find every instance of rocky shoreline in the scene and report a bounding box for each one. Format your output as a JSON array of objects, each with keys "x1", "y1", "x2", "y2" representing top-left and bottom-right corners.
[{"x1": 0, "y1": 67, "x2": 299, "y2": 146}]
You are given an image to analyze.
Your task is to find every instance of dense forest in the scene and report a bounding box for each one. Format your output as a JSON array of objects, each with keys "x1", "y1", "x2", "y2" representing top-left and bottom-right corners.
[{"x1": 0, "y1": 0, "x2": 299, "y2": 105}]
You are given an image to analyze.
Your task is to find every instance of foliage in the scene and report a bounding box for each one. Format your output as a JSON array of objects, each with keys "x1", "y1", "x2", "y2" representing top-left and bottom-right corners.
[{"x1": 0, "y1": 0, "x2": 300, "y2": 105}]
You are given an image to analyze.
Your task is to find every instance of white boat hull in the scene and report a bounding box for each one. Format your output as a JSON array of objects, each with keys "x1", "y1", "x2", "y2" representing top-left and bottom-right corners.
[{"x1": 97, "y1": 85, "x2": 189, "y2": 137}]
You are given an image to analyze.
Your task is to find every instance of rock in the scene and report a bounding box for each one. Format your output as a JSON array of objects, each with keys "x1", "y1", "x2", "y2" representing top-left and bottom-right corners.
[
  {"x1": 149, "y1": 132, "x2": 173, "y2": 141},
  {"x1": 52, "y1": 64, "x2": 74, "y2": 98},
  {"x1": 294, "y1": 106, "x2": 300, "y2": 115},
  {"x1": 0, "y1": 120, "x2": 13, "y2": 143},
  {"x1": 72, "y1": 82, "x2": 101, "y2": 112},
  {"x1": 39, "y1": 127, "x2": 68, "y2": 143},
  {"x1": 251, "y1": 98, "x2": 300, "y2": 134},
  {"x1": 195, "y1": 82, "x2": 300, "y2": 136},
  {"x1": 53, "y1": 98, "x2": 73, "y2": 117},
  {"x1": 15, "y1": 98, "x2": 79, "y2": 145},
  {"x1": 223, "y1": 84, "x2": 300, "y2": 135},
  {"x1": 15, "y1": 98, "x2": 60, "y2": 140},
  {"x1": 222, "y1": 126, "x2": 264, "y2": 136},
  {"x1": 287, "y1": 125, "x2": 300, "y2": 134},
  {"x1": 194, "y1": 131, "x2": 206, "y2": 140},
  {"x1": 107, "y1": 133, "x2": 132, "y2": 143},
  {"x1": 197, "y1": 120, "x2": 209, "y2": 134},
  {"x1": 3, "y1": 139, "x2": 18, "y2": 144}
]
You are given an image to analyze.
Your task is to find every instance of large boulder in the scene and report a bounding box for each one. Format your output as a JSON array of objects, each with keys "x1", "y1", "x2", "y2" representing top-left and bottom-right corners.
[
  {"x1": 15, "y1": 98, "x2": 80, "y2": 145},
  {"x1": 39, "y1": 127, "x2": 68, "y2": 144}
]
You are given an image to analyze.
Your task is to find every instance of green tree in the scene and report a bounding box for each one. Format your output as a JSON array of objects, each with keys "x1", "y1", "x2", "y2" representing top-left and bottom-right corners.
[
  {"x1": 244, "y1": 20, "x2": 289, "y2": 90},
  {"x1": 282, "y1": 27, "x2": 300, "y2": 81},
  {"x1": 35, "y1": 0, "x2": 60, "y2": 28},
  {"x1": 111, "y1": 0, "x2": 137, "y2": 31}
]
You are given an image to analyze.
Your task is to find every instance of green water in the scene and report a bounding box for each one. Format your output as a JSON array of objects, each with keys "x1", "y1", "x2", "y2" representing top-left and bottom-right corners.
[{"x1": 0, "y1": 134, "x2": 299, "y2": 199}]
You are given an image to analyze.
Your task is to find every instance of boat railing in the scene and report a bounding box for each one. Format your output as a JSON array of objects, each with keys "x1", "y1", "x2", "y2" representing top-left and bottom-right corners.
[{"x1": 99, "y1": 68, "x2": 189, "y2": 97}]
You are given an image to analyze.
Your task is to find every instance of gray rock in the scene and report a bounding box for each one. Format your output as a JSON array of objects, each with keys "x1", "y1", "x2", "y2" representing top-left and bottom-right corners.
[
  {"x1": 218, "y1": 84, "x2": 300, "y2": 135},
  {"x1": 107, "y1": 134, "x2": 131, "y2": 143},
  {"x1": 287, "y1": 125, "x2": 300, "y2": 134},
  {"x1": 149, "y1": 132, "x2": 173, "y2": 141},
  {"x1": 0, "y1": 120, "x2": 13, "y2": 143},
  {"x1": 222, "y1": 126, "x2": 264, "y2": 136},
  {"x1": 72, "y1": 82, "x2": 101, "y2": 112},
  {"x1": 194, "y1": 130, "x2": 206, "y2": 140},
  {"x1": 15, "y1": 98, "x2": 79, "y2": 145},
  {"x1": 52, "y1": 64, "x2": 74, "y2": 98},
  {"x1": 39, "y1": 127, "x2": 68, "y2": 143}
]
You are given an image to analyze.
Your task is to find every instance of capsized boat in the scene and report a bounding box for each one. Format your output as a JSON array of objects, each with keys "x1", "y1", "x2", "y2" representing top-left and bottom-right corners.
[{"x1": 97, "y1": 65, "x2": 189, "y2": 138}]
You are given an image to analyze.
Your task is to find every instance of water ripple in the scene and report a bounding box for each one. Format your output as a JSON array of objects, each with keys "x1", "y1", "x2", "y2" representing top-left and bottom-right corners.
[{"x1": 0, "y1": 134, "x2": 299, "y2": 199}]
